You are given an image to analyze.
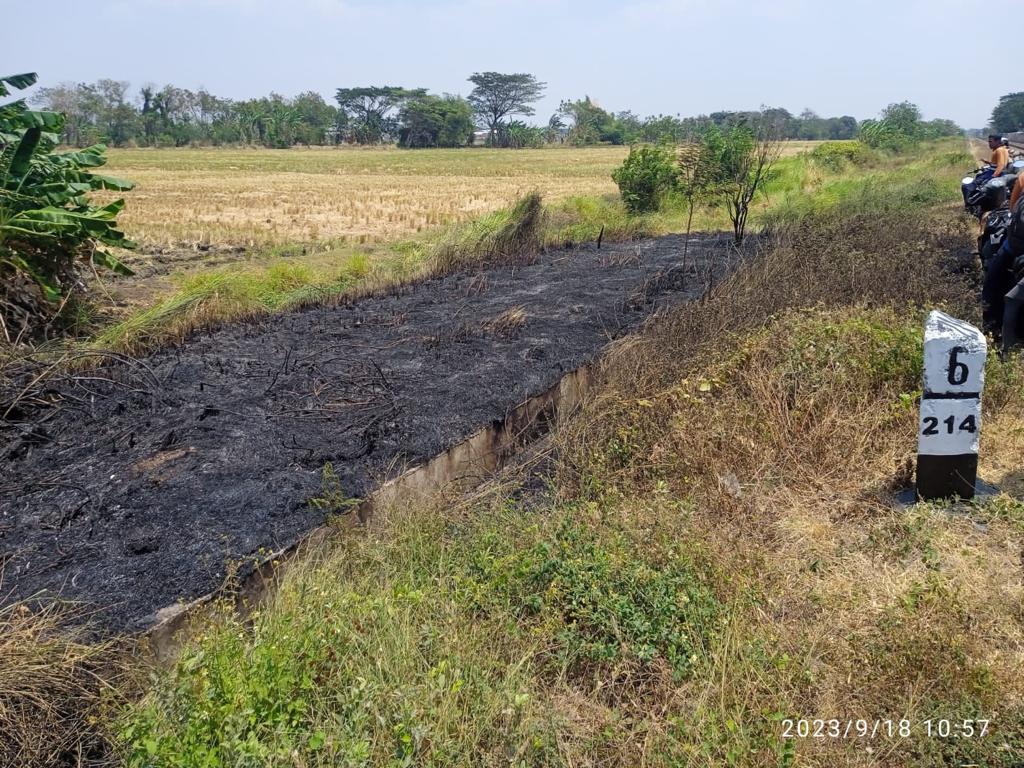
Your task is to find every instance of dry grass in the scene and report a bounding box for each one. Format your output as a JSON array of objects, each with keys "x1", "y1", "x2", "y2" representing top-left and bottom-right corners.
[
  {"x1": 98, "y1": 146, "x2": 629, "y2": 248},
  {"x1": 484, "y1": 305, "x2": 528, "y2": 339},
  {"x1": 551, "y1": 203, "x2": 1024, "y2": 765},
  {"x1": 99, "y1": 142, "x2": 824, "y2": 249},
  {"x1": 0, "y1": 600, "x2": 126, "y2": 767}
]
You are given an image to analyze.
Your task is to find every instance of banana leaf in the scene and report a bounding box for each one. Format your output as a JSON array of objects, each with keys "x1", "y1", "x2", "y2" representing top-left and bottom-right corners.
[{"x1": 0, "y1": 73, "x2": 38, "y2": 97}]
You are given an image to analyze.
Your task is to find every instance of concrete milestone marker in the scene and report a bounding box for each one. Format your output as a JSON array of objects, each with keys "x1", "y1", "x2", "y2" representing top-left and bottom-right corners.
[{"x1": 916, "y1": 310, "x2": 987, "y2": 500}]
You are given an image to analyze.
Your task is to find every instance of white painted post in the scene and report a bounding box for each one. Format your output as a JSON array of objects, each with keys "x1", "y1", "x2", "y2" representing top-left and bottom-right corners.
[{"x1": 916, "y1": 310, "x2": 987, "y2": 500}]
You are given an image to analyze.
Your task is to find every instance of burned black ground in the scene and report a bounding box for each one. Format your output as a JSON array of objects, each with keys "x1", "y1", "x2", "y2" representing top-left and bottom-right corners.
[{"x1": 1, "y1": 234, "x2": 734, "y2": 630}]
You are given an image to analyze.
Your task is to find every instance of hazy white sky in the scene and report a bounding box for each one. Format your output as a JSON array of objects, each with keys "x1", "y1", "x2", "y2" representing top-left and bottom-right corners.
[{"x1": 2, "y1": 0, "x2": 1001, "y2": 128}]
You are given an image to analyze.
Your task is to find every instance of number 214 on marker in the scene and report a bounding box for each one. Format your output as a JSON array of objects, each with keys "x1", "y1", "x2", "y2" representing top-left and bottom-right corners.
[{"x1": 921, "y1": 414, "x2": 977, "y2": 436}]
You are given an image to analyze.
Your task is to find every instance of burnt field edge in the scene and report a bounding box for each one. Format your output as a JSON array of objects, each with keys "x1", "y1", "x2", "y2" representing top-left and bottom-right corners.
[
  {"x1": 1, "y1": 231, "x2": 737, "y2": 634},
  {"x1": 145, "y1": 363, "x2": 591, "y2": 658}
]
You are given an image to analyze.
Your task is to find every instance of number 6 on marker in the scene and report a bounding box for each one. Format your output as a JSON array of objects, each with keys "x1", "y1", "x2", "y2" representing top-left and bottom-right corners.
[{"x1": 947, "y1": 346, "x2": 969, "y2": 386}]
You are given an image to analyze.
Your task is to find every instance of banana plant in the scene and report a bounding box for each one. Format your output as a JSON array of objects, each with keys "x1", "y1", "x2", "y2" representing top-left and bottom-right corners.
[{"x1": 1, "y1": 72, "x2": 135, "y2": 307}]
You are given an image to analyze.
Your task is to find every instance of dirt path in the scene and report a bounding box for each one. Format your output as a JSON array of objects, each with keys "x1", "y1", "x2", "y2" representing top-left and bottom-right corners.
[{"x1": 1, "y1": 234, "x2": 734, "y2": 630}]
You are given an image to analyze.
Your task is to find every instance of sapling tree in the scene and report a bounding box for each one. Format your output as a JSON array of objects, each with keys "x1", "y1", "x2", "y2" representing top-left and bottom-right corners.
[
  {"x1": 676, "y1": 139, "x2": 721, "y2": 263},
  {"x1": 712, "y1": 123, "x2": 781, "y2": 245}
]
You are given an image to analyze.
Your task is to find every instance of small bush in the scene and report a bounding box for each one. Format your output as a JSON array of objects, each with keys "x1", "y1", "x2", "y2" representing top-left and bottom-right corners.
[
  {"x1": 810, "y1": 140, "x2": 871, "y2": 171},
  {"x1": 612, "y1": 144, "x2": 680, "y2": 214},
  {"x1": 464, "y1": 512, "x2": 720, "y2": 677}
]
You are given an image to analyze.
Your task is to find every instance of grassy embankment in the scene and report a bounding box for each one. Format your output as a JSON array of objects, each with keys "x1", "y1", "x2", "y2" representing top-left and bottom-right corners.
[
  {"x1": 8, "y1": 140, "x2": 1024, "y2": 767},
  {"x1": 104, "y1": 142, "x2": 1024, "y2": 768},
  {"x1": 94, "y1": 141, "x2": 954, "y2": 354}
]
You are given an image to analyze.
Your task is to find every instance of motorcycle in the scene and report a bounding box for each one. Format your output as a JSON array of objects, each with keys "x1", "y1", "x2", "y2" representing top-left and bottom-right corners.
[
  {"x1": 980, "y1": 207, "x2": 1013, "y2": 267},
  {"x1": 963, "y1": 158, "x2": 1024, "y2": 218}
]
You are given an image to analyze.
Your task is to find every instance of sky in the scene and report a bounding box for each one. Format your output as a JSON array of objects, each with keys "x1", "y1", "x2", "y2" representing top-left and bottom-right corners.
[{"x1": 1, "y1": 0, "x2": 1003, "y2": 128}]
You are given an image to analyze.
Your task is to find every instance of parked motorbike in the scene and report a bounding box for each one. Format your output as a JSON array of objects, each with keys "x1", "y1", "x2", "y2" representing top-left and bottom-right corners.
[
  {"x1": 980, "y1": 207, "x2": 1013, "y2": 267},
  {"x1": 962, "y1": 160, "x2": 1024, "y2": 218}
]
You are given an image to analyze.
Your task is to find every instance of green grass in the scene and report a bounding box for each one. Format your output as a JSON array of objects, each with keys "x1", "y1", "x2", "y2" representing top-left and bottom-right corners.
[
  {"x1": 92, "y1": 251, "x2": 396, "y2": 351},
  {"x1": 120, "y1": 502, "x2": 720, "y2": 767}
]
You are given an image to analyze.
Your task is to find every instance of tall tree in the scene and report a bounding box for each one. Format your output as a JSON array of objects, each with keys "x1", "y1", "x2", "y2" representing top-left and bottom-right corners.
[
  {"x1": 290, "y1": 91, "x2": 339, "y2": 145},
  {"x1": 398, "y1": 95, "x2": 474, "y2": 148},
  {"x1": 466, "y1": 72, "x2": 545, "y2": 145},
  {"x1": 879, "y1": 101, "x2": 922, "y2": 137},
  {"x1": 558, "y1": 97, "x2": 620, "y2": 145},
  {"x1": 335, "y1": 86, "x2": 425, "y2": 144},
  {"x1": 94, "y1": 79, "x2": 137, "y2": 146},
  {"x1": 991, "y1": 92, "x2": 1024, "y2": 134},
  {"x1": 32, "y1": 82, "x2": 99, "y2": 146}
]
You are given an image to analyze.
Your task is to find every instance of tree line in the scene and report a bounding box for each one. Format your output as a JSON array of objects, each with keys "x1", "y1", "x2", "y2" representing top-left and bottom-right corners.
[
  {"x1": 30, "y1": 71, "x2": 948, "y2": 150},
  {"x1": 990, "y1": 92, "x2": 1024, "y2": 134}
]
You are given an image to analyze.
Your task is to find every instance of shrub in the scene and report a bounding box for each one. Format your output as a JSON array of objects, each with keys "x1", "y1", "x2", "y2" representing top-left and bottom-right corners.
[
  {"x1": 810, "y1": 140, "x2": 871, "y2": 171},
  {"x1": 612, "y1": 143, "x2": 679, "y2": 213}
]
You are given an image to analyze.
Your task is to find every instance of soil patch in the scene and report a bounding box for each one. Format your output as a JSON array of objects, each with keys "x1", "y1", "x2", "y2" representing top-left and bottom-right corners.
[{"x1": 1, "y1": 234, "x2": 735, "y2": 630}]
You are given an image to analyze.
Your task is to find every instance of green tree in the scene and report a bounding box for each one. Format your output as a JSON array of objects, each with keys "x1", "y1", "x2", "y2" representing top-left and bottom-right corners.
[
  {"x1": 559, "y1": 97, "x2": 622, "y2": 145},
  {"x1": 32, "y1": 82, "x2": 100, "y2": 146},
  {"x1": 335, "y1": 86, "x2": 425, "y2": 144},
  {"x1": 859, "y1": 101, "x2": 925, "y2": 152},
  {"x1": 991, "y1": 92, "x2": 1024, "y2": 133},
  {"x1": 92, "y1": 79, "x2": 138, "y2": 146},
  {"x1": 1, "y1": 72, "x2": 134, "y2": 340},
  {"x1": 467, "y1": 72, "x2": 546, "y2": 146},
  {"x1": 880, "y1": 101, "x2": 922, "y2": 136},
  {"x1": 612, "y1": 143, "x2": 679, "y2": 213},
  {"x1": 290, "y1": 91, "x2": 340, "y2": 145},
  {"x1": 398, "y1": 95, "x2": 474, "y2": 148},
  {"x1": 701, "y1": 123, "x2": 781, "y2": 244},
  {"x1": 826, "y1": 115, "x2": 858, "y2": 140},
  {"x1": 921, "y1": 118, "x2": 961, "y2": 139}
]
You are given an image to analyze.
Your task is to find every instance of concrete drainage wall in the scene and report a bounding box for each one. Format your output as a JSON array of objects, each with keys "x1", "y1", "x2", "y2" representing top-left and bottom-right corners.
[{"x1": 146, "y1": 363, "x2": 592, "y2": 659}]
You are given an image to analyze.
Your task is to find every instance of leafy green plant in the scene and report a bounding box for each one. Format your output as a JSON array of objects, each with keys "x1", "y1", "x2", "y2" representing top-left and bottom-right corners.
[
  {"x1": 495, "y1": 120, "x2": 546, "y2": 149},
  {"x1": 466, "y1": 513, "x2": 720, "y2": 677},
  {"x1": 612, "y1": 143, "x2": 680, "y2": 213},
  {"x1": 0, "y1": 72, "x2": 134, "y2": 340},
  {"x1": 699, "y1": 123, "x2": 781, "y2": 244},
  {"x1": 810, "y1": 140, "x2": 871, "y2": 171},
  {"x1": 858, "y1": 101, "x2": 934, "y2": 153}
]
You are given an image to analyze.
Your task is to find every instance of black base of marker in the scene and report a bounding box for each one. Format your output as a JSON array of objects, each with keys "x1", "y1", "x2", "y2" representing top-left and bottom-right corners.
[{"x1": 916, "y1": 453, "x2": 978, "y2": 500}]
